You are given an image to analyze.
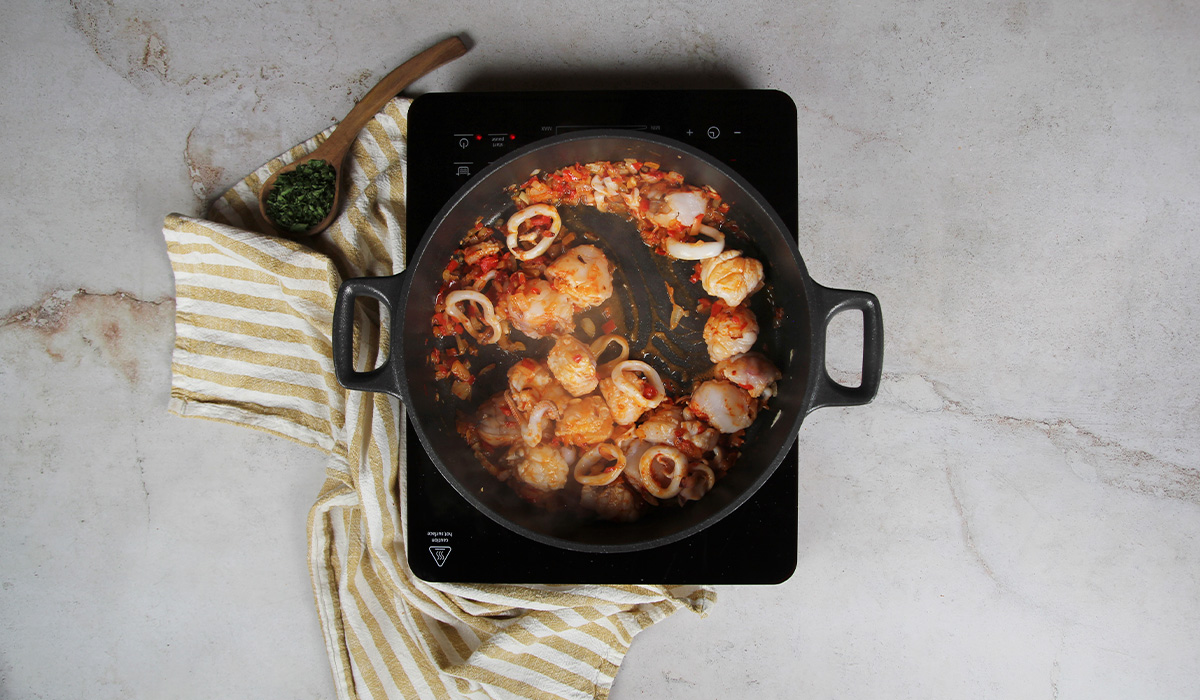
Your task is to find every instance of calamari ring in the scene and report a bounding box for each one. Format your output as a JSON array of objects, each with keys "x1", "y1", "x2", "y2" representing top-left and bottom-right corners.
[
  {"x1": 521, "y1": 400, "x2": 560, "y2": 446},
  {"x1": 573, "y1": 443, "x2": 627, "y2": 486},
  {"x1": 444, "y1": 289, "x2": 503, "y2": 344},
  {"x1": 679, "y1": 463, "x2": 716, "y2": 502},
  {"x1": 611, "y1": 360, "x2": 666, "y2": 403},
  {"x1": 639, "y1": 445, "x2": 687, "y2": 499},
  {"x1": 665, "y1": 224, "x2": 725, "y2": 260},
  {"x1": 506, "y1": 204, "x2": 562, "y2": 260},
  {"x1": 589, "y1": 334, "x2": 630, "y2": 376}
]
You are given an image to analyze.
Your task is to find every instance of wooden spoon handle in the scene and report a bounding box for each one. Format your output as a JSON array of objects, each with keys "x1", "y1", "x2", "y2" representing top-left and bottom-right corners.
[{"x1": 318, "y1": 36, "x2": 467, "y2": 157}]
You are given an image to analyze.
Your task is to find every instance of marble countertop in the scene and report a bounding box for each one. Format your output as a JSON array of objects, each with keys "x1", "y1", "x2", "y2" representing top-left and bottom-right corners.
[{"x1": 2, "y1": 1, "x2": 1198, "y2": 697}]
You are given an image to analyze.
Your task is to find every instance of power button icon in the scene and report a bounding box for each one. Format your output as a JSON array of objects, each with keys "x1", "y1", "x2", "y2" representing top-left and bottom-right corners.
[{"x1": 706, "y1": 126, "x2": 720, "y2": 139}]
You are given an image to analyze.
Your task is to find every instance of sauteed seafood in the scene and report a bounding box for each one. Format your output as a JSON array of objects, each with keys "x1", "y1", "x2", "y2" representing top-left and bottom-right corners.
[{"x1": 434, "y1": 159, "x2": 780, "y2": 521}]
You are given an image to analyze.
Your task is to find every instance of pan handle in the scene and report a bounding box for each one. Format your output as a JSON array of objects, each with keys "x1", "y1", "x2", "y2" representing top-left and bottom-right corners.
[
  {"x1": 332, "y1": 273, "x2": 406, "y2": 397},
  {"x1": 808, "y1": 283, "x2": 884, "y2": 412}
]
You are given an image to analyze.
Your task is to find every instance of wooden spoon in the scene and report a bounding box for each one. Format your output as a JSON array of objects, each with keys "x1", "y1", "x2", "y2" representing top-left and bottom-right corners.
[{"x1": 257, "y1": 36, "x2": 468, "y2": 237}]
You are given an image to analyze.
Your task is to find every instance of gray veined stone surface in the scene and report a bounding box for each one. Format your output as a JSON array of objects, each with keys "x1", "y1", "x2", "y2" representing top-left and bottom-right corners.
[{"x1": 1, "y1": 0, "x2": 1198, "y2": 697}]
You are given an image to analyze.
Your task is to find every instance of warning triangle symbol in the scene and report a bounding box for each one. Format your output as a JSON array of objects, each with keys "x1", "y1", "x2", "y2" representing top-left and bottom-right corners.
[{"x1": 429, "y1": 546, "x2": 452, "y2": 567}]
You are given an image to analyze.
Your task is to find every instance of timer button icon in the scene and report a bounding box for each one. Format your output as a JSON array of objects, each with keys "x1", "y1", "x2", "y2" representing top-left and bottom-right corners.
[{"x1": 706, "y1": 126, "x2": 720, "y2": 139}]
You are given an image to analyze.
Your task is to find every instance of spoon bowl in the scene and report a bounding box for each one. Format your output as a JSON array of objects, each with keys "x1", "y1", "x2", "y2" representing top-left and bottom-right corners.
[{"x1": 257, "y1": 36, "x2": 468, "y2": 237}]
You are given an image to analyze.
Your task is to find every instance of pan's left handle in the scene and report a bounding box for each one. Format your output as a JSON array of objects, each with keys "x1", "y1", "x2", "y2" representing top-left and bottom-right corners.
[
  {"x1": 332, "y1": 273, "x2": 406, "y2": 397},
  {"x1": 808, "y1": 284, "x2": 884, "y2": 412}
]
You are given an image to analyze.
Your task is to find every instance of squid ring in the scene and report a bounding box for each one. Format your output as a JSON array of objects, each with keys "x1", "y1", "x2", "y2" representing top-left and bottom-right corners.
[
  {"x1": 505, "y1": 204, "x2": 562, "y2": 260},
  {"x1": 611, "y1": 360, "x2": 666, "y2": 404},
  {"x1": 665, "y1": 224, "x2": 725, "y2": 260},
  {"x1": 573, "y1": 443, "x2": 627, "y2": 486},
  {"x1": 589, "y1": 334, "x2": 630, "y2": 375},
  {"x1": 444, "y1": 290, "x2": 503, "y2": 344},
  {"x1": 609, "y1": 365, "x2": 667, "y2": 403},
  {"x1": 469, "y1": 269, "x2": 498, "y2": 291},
  {"x1": 679, "y1": 463, "x2": 716, "y2": 502},
  {"x1": 639, "y1": 445, "x2": 687, "y2": 499},
  {"x1": 521, "y1": 400, "x2": 560, "y2": 446}
]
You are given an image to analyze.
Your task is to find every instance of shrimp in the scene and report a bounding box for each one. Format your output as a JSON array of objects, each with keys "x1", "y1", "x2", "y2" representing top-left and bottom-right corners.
[
  {"x1": 475, "y1": 393, "x2": 521, "y2": 448},
  {"x1": 556, "y1": 395, "x2": 614, "y2": 446},
  {"x1": 544, "y1": 244, "x2": 614, "y2": 310},
  {"x1": 514, "y1": 443, "x2": 575, "y2": 491},
  {"x1": 500, "y1": 277, "x2": 575, "y2": 339},
  {"x1": 507, "y1": 358, "x2": 554, "y2": 399},
  {"x1": 573, "y1": 442, "x2": 626, "y2": 486},
  {"x1": 700, "y1": 249, "x2": 765, "y2": 308},
  {"x1": 580, "y1": 480, "x2": 647, "y2": 522},
  {"x1": 635, "y1": 404, "x2": 684, "y2": 445},
  {"x1": 688, "y1": 379, "x2": 758, "y2": 434},
  {"x1": 443, "y1": 289, "x2": 503, "y2": 344},
  {"x1": 703, "y1": 301, "x2": 759, "y2": 363},
  {"x1": 546, "y1": 334, "x2": 598, "y2": 397},
  {"x1": 506, "y1": 358, "x2": 571, "y2": 414},
  {"x1": 598, "y1": 360, "x2": 667, "y2": 425},
  {"x1": 676, "y1": 412, "x2": 720, "y2": 457},
  {"x1": 716, "y1": 351, "x2": 782, "y2": 399},
  {"x1": 506, "y1": 204, "x2": 562, "y2": 260}
]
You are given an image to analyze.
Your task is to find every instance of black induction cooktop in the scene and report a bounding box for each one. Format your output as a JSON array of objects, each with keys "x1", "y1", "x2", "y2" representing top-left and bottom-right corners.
[{"x1": 405, "y1": 90, "x2": 799, "y2": 584}]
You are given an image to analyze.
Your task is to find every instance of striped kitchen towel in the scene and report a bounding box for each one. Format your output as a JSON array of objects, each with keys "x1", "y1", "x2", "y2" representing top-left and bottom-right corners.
[{"x1": 162, "y1": 97, "x2": 714, "y2": 700}]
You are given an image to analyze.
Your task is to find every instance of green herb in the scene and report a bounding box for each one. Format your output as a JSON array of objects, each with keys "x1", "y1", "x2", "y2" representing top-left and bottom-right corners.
[{"x1": 265, "y1": 159, "x2": 336, "y2": 232}]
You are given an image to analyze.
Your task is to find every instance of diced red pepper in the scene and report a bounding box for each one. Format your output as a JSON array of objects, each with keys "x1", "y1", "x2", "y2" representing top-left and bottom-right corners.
[
  {"x1": 478, "y1": 255, "x2": 500, "y2": 273},
  {"x1": 601, "y1": 319, "x2": 617, "y2": 334}
]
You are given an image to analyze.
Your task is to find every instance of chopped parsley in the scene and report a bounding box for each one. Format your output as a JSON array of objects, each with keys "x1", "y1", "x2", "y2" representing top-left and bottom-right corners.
[{"x1": 265, "y1": 159, "x2": 336, "y2": 232}]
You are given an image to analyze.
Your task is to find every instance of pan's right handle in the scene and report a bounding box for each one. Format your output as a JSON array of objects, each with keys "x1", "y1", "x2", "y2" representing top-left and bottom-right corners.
[
  {"x1": 332, "y1": 273, "x2": 406, "y2": 397},
  {"x1": 808, "y1": 284, "x2": 884, "y2": 412}
]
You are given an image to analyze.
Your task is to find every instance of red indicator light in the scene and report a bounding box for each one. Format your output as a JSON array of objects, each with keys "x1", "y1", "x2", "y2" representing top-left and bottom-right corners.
[
  {"x1": 509, "y1": 134, "x2": 516, "y2": 140},
  {"x1": 475, "y1": 134, "x2": 482, "y2": 141}
]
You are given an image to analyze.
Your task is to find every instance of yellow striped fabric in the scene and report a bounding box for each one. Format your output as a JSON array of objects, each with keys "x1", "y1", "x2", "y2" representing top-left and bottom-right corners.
[{"x1": 162, "y1": 97, "x2": 714, "y2": 700}]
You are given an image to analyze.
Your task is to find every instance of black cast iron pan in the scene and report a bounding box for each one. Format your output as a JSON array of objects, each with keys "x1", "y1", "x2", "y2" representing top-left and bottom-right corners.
[{"x1": 332, "y1": 130, "x2": 882, "y2": 553}]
